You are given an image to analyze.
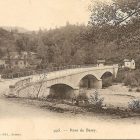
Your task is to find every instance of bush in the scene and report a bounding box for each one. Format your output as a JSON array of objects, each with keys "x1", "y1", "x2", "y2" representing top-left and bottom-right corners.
[
  {"x1": 128, "y1": 88, "x2": 132, "y2": 92},
  {"x1": 73, "y1": 89, "x2": 89, "y2": 106},
  {"x1": 136, "y1": 88, "x2": 140, "y2": 92},
  {"x1": 128, "y1": 99, "x2": 140, "y2": 112},
  {"x1": 73, "y1": 90, "x2": 104, "y2": 108},
  {"x1": 122, "y1": 70, "x2": 140, "y2": 87},
  {"x1": 76, "y1": 94, "x2": 88, "y2": 101},
  {"x1": 114, "y1": 68, "x2": 126, "y2": 83},
  {"x1": 123, "y1": 67, "x2": 131, "y2": 71},
  {"x1": 88, "y1": 91, "x2": 104, "y2": 109},
  {"x1": 114, "y1": 69, "x2": 140, "y2": 88}
]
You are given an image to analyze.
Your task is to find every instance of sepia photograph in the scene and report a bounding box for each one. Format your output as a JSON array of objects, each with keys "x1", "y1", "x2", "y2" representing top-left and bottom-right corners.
[{"x1": 0, "y1": 0, "x2": 140, "y2": 139}]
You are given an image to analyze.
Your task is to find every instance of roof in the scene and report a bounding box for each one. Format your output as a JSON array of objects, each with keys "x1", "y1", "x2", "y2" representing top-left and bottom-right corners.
[
  {"x1": 124, "y1": 59, "x2": 131, "y2": 62},
  {"x1": 97, "y1": 60, "x2": 105, "y2": 63}
]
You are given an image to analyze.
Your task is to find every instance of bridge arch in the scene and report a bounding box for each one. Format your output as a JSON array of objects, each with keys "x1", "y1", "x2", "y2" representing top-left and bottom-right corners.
[
  {"x1": 49, "y1": 83, "x2": 75, "y2": 99},
  {"x1": 100, "y1": 71, "x2": 113, "y2": 88},
  {"x1": 100, "y1": 71, "x2": 113, "y2": 79},
  {"x1": 79, "y1": 74, "x2": 101, "y2": 89}
]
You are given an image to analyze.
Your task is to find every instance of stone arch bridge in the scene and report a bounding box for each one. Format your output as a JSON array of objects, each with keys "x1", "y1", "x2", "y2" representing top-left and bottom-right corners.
[{"x1": 9, "y1": 65, "x2": 118, "y2": 99}]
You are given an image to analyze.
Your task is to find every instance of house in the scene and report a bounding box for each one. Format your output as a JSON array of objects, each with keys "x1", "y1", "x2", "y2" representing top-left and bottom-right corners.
[
  {"x1": 0, "y1": 51, "x2": 42, "y2": 69},
  {"x1": 1, "y1": 51, "x2": 29, "y2": 69},
  {"x1": 2, "y1": 58, "x2": 28, "y2": 69},
  {"x1": 123, "y1": 59, "x2": 135, "y2": 69},
  {"x1": 97, "y1": 59, "x2": 105, "y2": 67}
]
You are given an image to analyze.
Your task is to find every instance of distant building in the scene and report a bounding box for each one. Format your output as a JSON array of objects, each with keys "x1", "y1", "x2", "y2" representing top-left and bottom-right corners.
[
  {"x1": 97, "y1": 59, "x2": 105, "y2": 67},
  {"x1": 1, "y1": 51, "x2": 28, "y2": 69},
  {"x1": 0, "y1": 51, "x2": 42, "y2": 69},
  {"x1": 123, "y1": 59, "x2": 135, "y2": 69}
]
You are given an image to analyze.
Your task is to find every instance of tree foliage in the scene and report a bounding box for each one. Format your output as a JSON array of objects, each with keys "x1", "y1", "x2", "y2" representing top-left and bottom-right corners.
[{"x1": 89, "y1": 0, "x2": 140, "y2": 26}]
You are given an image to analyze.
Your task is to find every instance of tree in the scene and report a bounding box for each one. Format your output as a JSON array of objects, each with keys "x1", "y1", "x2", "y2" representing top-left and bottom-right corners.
[
  {"x1": 15, "y1": 35, "x2": 30, "y2": 53},
  {"x1": 37, "y1": 38, "x2": 48, "y2": 68},
  {"x1": 89, "y1": 0, "x2": 140, "y2": 26},
  {"x1": 0, "y1": 48, "x2": 4, "y2": 58}
]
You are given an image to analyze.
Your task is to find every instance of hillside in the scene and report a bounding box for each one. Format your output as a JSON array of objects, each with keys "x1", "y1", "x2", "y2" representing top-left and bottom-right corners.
[
  {"x1": 1, "y1": 26, "x2": 29, "y2": 33},
  {"x1": 0, "y1": 22, "x2": 139, "y2": 68}
]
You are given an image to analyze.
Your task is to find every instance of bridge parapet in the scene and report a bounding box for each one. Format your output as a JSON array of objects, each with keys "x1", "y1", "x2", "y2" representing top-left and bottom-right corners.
[
  {"x1": 2, "y1": 64, "x2": 118, "y2": 80},
  {"x1": 9, "y1": 77, "x2": 32, "y2": 92}
]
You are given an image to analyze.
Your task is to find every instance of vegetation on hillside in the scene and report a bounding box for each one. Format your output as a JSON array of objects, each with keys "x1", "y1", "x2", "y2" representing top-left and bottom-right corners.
[
  {"x1": 0, "y1": 0, "x2": 139, "y2": 68},
  {"x1": 115, "y1": 68, "x2": 140, "y2": 88}
]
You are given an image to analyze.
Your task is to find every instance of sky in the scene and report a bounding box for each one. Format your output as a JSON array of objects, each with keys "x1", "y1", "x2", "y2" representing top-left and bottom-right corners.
[{"x1": 0, "y1": 0, "x2": 92, "y2": 31}]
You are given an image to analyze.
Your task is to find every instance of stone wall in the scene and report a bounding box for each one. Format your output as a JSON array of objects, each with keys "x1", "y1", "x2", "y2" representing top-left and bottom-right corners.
[{"x1": 16, "y1": 81, "x2": 50, "y2": 98}]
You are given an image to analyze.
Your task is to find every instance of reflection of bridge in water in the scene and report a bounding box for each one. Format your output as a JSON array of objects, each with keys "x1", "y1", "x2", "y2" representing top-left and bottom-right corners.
[{"x1": 9, "y1": 65, "x2": 119, "y2": 99}]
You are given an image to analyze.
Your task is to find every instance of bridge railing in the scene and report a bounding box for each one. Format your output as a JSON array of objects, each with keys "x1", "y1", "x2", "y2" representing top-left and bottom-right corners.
[
  {"x1": 9, "y1": 77, "x2": 32, "y2": 93},
  {"x1": 2, "y1": 64, "x2": 117, "y2": 80},
  {"x1": 15, "y1": 78, "x2": 31, "y2": 89},
  {"x1": 8, "y1": 64, "x2": 96, "y2": 90},
  {"x1": 5, "y1": 65, "x2": 90, "y2": 77},
  {"x1": 30, "y1": 64, "x2": 98, "y2": 75}
]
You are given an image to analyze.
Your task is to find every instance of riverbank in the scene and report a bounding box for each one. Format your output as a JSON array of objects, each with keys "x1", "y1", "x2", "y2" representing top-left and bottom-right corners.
[
  {"x1": 1, "y1": 81, "x2": 140, "y2": 139},
  {"x1": 1, "y1": 78, "x2": 140, "y2": 119},
  {"x1": 1, "y1": 96, "x2": 140, "y2": 139},
  {"x1": 3, "y1": 94, "x2": 140, "y2": 120}
]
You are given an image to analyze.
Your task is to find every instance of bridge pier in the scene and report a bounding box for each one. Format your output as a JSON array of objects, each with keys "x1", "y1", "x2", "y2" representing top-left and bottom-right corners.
[
  {"x1": 38, "y1": 87, "x2": 50, "y2": 98},
  {"x1": 8, "y1": 85, "x2": 16, "y2": 96},
  {"x1": 73, "y1": 88, "x2": 80, "y2": 97},
  {"x1": 94, "y1": 79, "x2": 102, "y2": 89}
]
